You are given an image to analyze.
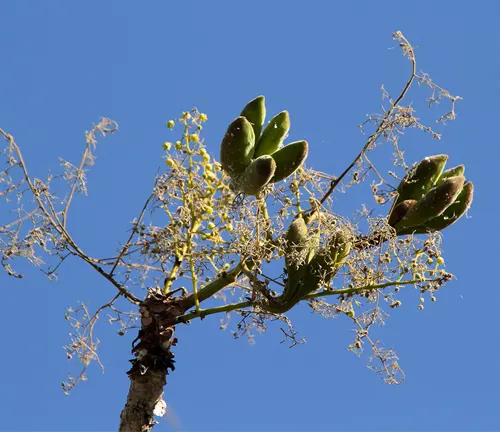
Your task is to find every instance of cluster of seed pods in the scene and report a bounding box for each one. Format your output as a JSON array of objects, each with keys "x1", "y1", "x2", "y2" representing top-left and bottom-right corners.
[
  {"x1": 388, "y1": 155, "x2": 474, "y2": 235},
  {"x1": 220, "y1": 96, "x2": 308, "y2": 195}
]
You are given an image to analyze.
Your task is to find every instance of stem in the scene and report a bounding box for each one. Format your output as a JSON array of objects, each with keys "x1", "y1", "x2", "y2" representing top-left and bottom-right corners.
[
  {"x1": 184, "y1": 127, "x2": 202, "y2": 311},
  {"x1": 1, "y1": 129, "x2": 140, "y2": 304},
  {"x1": 110, "y1": 193, "x2": 154, "y2": 276},
  {"x1": 177, "y1": 300, "x2": 253, "y2": 323},
  {"x1": 304, "y1": 32, "x2": 417, "y2": 225},
  {"x1": 180, "y1": 263, "x2": 243, "y2": 309},
  {"x1": 306, "y1": 278, "x2": 425, "y2": 300}
]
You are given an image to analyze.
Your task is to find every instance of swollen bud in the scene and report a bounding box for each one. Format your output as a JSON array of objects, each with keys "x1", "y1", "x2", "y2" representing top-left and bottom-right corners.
[
  {"x1": 284, "y1": 218, "x2": 317, "y2": 271},
  {"x1": 220, "y1": 116, "x2": 255, "y2": 176},
  {"x1": 437, "y1": 165, "x2": 465, "y2": 184},
  {"x1": 396, "y1": 155, "x2": 448, "y2": 205},
  {"x1": 238, "y1": 155, "x2": 276, "y2": 195},
  {"x1": 271, "y1": 140, "x2": 309, "y2": 183},
  {"x1": 240, "y1": 96, "x2": 266, "y2": 142},
  {"x1": 322, "y1": 229, "x2": 352, "y2": 268},
  {"x1": 395, "y1": 176, "x2": 465, "y2": 231},
  {"x1": 417, "y1": 181, "x2": 474, "y2": 233},
  {"x1": 388, "y1": 199, "x2": 417, "y2": 227},
  {"x1": 295, "y1": 228, "x2": 352, "y2": 300},
  {"x1": 254, "y1": 111, "x2": 290, "y2": 157}
]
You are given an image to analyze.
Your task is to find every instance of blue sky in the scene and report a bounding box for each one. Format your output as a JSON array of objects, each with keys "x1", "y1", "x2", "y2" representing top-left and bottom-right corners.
[{"x1": 1, "y1": 1, "x2": 499, "y2": 431}]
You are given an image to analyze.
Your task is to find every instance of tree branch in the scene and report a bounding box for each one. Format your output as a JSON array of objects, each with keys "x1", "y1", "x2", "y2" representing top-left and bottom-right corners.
[{"x1": 305, "y1": 31, "x2": 417, "y2": 225}]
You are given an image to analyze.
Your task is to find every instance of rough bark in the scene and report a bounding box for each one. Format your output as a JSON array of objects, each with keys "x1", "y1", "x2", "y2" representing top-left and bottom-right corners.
[
  {"x1": 119, "y1": 290, "x2": 186, "y2": 432},
  {"x1": 119, "y1": 369, "x2": 167, "y2": 431}
]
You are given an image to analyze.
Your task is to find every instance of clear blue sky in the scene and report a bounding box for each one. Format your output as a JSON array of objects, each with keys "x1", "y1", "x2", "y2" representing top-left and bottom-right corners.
[{"x1": 1, "y1": 1, "x2": 499, "y2": 431}]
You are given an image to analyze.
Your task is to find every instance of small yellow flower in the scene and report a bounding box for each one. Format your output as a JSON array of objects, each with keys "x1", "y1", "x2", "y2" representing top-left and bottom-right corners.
[
  {"x1": 182, "y1": 111, "x2": 191, "y2": 120},
  {"x1": 207, "y1": 222, "x2": 216, "y2": 230},
  {"x1": 225, "y1": 223, "x2": 233, "y2": 232},
  {"x1": 165, "y1": 158, "x2": 175, "y2": 167},
  {"x1": 166, "y1": 120, "x2": 175, "y2": 129},
  {"x1": 199, "y1": 113, "x2": 208, "y2": 122},
  {"x1": 436, "y1": 257, "x2": 445, "y2": 265},
  {"x1": 189, "y1": 134, "x2": 199, "y2": 143},
  {"x1": 175, "y1": 141, "x2": 182, "y2": 150},
  {"x1": 163, "y1": 142, "x2": 172, "y2": 151},
  {"x1": 205, "y1": 171, "x2": 215, "y2": 181}
]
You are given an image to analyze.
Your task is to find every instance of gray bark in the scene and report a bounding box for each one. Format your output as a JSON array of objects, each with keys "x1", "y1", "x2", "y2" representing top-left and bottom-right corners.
[{"x1": 119, "y1": 370, "x2": 167, "y2": 432}]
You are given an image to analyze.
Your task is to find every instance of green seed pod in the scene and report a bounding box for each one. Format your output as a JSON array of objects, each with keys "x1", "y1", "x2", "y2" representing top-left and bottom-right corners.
[
  {"x1": 320, "y1": 229, "x2": 352, "y2": 268},
  {"x1": 395, "y1": 155, "x2": 448, "y2": 205},
  {"x1": 240, "y1": 96, "x2": 266, "y2": 141},
  {"x1": 388, "y1": 199, "x2": 417, "y2": 227},
  {"x1": 220, "y1": 116, "x2": 255, "y2": 176},
  {"x1": 395, "y1": 176, "x2": 465, "y2": 232},
  {"x1": 424, "y1": 181, "x2": 473, "y2": 230},
  {"x1": 264, "y1": 218, "x2": 321, "y2": 313},
  {"x1": 292, "y1": 228, "x2": 351, "y2": 301},
  {"x1": 291, "y1": 254, "x2": 330, "y2": 303},
  {"x1": 270, "y1": 140, "x2": 309, "y2": 183},
  {"x1": 284, "y1": 218, "x2": 308, "y2": 262},
  {"x1": 254, "y1": 111, "x2": 290, "y2": 157},
  {"x1": 400, "y1": 182, "x2": 474, "y2": 234},
  {"x1": 238, "y1": 155, "x2": 276, "y2": 195},
  {"x1": 436, "y1": 165, "x2": 465, "y2": 184},
  {"x1": 282, "y1": 218, "x2": 311, "y2": 303}
]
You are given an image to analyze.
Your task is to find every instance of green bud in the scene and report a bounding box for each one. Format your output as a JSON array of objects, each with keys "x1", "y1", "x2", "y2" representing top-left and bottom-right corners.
[
  {"x1": 220, "y1": 116, "x2": 255, "y2": 176},
  {"x1": 437, "y1": 165, "x2": 465, "y2": 184},
  {"x1": 291, "y1": 228, "x2": 351, "y2": 301},
  {"x1": 240, "y1": 96, "x2": 266, "y2": 142},
  {"x1": 322, "y1": 229, "x2": 352, "y2": 268},
  {"x1": 238, "y1": 155, "x2": 276, "y2": 195},
  {"x1": 396, "y1": 155, "x2": 448, "y2": 205},
  {"x1": 282, "y1": 218, "x2": 311, "y2": 303},
  {"x1": 284, "y1": 219, "x2": 318, "y2": 268},
  {"x1": 395, "y1": 176, "x2": 465, "y2": 232},
  {"x1": 388, "y1": 199, "x2": 417, "y2": 227},
  {"x1": 403, "y1": 181, "x2": 474, "y2": 234},
  {"x1": 254, "y1": 111, "x2": 290, "y2": 157},
  {"x1": 285, "y1": 218, "x2": 308, "y2": 253},
  {"x1": 270, "y1": 140, "x2": 309, "y2": 183},
  {"x1": 264, "y1": 218, "x2": 321, "y2": 312}
]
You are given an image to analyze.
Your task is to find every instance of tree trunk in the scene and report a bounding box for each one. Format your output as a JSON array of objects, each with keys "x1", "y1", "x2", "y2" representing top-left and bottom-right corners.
[
  {"x1": 119, "y1": 369, "x2": 167, "y2": 431},
  {"x1": 119, "y1": 290, "x2": 185, "y2": 432}
]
